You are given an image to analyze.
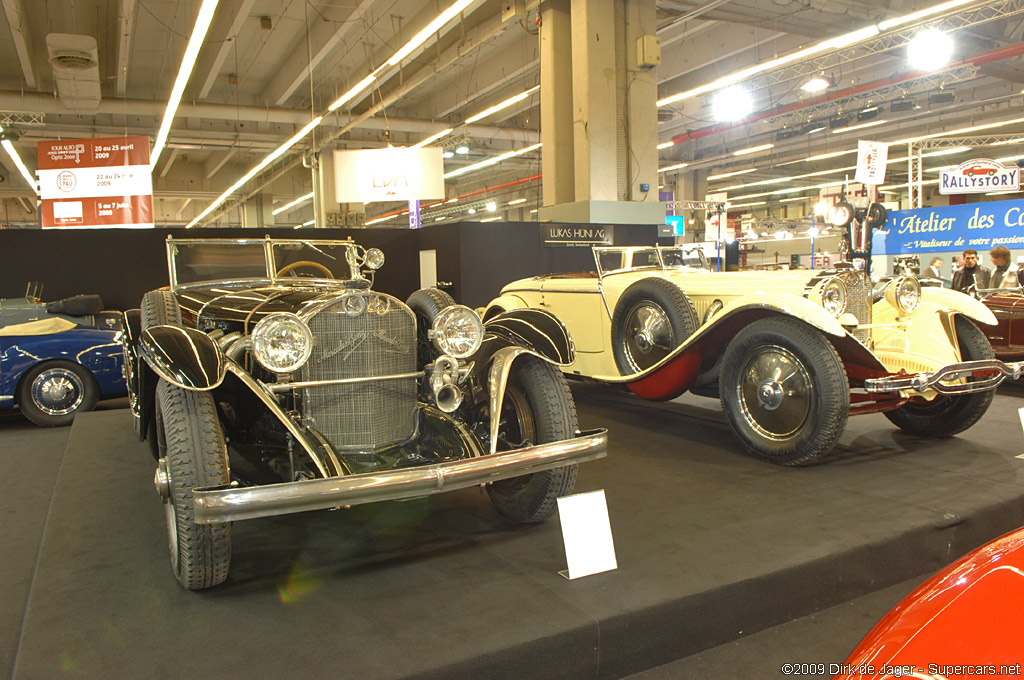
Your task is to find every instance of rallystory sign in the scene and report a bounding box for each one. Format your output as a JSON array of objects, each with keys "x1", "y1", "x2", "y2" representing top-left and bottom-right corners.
[
  {"x1": 938, "y1": 158, "x2": 1019, "y2": 195},
  {"x1": 874, "y1": 198, "x2": 1024, "y2": 254}
]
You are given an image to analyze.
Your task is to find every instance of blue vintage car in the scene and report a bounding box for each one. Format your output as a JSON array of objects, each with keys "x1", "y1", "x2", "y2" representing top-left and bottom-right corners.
[{"x1": 0, "y1": 287, "x2": 126, "y2": 426}]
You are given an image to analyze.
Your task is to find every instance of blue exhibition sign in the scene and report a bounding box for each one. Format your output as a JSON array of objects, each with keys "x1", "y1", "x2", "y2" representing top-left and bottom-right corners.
[{"x1": 874, "y1": 198, "x2": 1024, "y2": 254}]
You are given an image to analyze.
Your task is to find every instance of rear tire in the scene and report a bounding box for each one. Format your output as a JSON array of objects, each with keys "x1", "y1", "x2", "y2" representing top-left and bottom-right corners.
[
  {"x1": 17, "y1": 360, "x2": 99, "y2": 427},
  {"x1": 155, "y1": 379, "x2": 231, "y2": 590},
  {"x1": 884, "y1": 316, "x2": 995, "y2": 437},
  {"x1": 487, "y1": 357, "x2": 578, "y2": 523}
]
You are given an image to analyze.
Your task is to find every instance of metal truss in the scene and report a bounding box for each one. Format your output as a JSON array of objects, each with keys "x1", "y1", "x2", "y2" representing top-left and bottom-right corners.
[
  {"x1": 761, "y1": 65, "x2": 980, "y2": 132},
  {"x1": 0, "y1": 112, "x2": 45, "y2": 126},
  {"x1": 747, "y1": 0, "x2": 1024, "y2": 93},
  {"x1": 904, "y1": 133, "x2": 1024, "y2": 207}
]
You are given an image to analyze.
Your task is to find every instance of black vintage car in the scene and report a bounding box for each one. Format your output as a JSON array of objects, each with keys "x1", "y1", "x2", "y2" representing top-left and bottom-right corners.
[{"x1": 124, "y1": 237, "x2": 606, "y2": 590}]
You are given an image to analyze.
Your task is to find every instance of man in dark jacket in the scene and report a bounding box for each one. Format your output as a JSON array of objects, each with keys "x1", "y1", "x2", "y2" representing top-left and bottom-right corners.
[{"x1": 951, "y1": 248, "x2": 991, "y2": 293}]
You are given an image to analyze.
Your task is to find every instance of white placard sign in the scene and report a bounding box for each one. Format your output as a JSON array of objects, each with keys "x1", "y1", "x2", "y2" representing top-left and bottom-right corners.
[
  {"x1": 855, "y1": 140, "x2": 888, "y2": 185},
  {"x1": 939, "y1": 159, "x2": 1020, "y2": 195},
  {"x1": 556, "y1": 489, "x2": 617, "y2": 580},
  {"x1": 334, "y1": 147, "x2": 445, "y2": 204}
]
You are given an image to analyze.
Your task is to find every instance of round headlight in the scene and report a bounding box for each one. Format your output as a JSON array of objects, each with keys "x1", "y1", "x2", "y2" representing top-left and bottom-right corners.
[
  {"x1": 364, "y1": 248, "x2": 385, "y2": 270},
  {"x1": 251, "y1": 313, "x2": 313, "y2": 373},
  {"x1": 886, "y1": 275, "x2": 921, "y2": 314},
  {"x1": 820, "y1": 278, "x2": 848, "y2": 317},
  {"x1": 431, "y1": 305, "x2": 484, "y2": 359},
  {"x1": 827, "y1": 201, "x2": 853, "y2": 228}
]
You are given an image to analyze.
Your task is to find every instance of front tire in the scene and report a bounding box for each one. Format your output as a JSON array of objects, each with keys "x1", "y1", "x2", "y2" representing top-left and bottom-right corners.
[
  {"x1": 720, "y1": 317, "x2": 849, "y2": 466},
  {"x1": 17, "y1": 360, "x2": 99, "y2": 427},
  {"x1": 487, "y1": 357, "x2": 579, "y2": 523},
  {"x1": 155, "y1": 379, "x2": 231, "y2": 590},
  {"x1": 884, "y1": 316, "x2": 995, "y2": 437}
]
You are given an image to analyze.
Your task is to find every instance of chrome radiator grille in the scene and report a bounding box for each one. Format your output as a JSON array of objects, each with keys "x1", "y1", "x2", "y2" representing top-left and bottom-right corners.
[
  {"x1": 837, "y1": 270, "x2": 872, "y2": 344},
  {"x1": 301, "y1": 294, "x2": 416, "y2": 450}
]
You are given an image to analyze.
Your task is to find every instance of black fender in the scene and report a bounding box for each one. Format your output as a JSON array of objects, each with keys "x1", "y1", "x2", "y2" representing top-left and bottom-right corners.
[
  {"x1": 476, "y1": 308, "x2": 574, "y2": 367},
  {"x1": 121, "y1": 309, "x2": 152, "y2": 442},
  {"x1": 140, "y1": 325, "x2": 227, "y2": 391}
]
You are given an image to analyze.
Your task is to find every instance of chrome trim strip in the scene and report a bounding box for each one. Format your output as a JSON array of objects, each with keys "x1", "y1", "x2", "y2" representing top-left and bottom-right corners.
[
  {"x1": 864, "y1": 359, "x2": 1024, "y2": 394},
  {"x1": 192, "y1": 428, "x2": 608, "y2": 523},
  {"x1": 488, "y1": 347, "x2": 531, "y2": 455},
  {"x1": 498, "y1": 287, "x2": 603, "y2": 296},
  {"x1": 265, "y1": 371, "x2": 425, "y2": 393},
  {"x1": 224, "y1": 362, "x2": 331, "y2": 478}
]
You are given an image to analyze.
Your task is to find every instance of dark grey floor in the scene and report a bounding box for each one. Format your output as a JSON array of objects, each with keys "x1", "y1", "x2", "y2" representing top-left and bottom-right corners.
[{"x1": 3, "y1": 384, "x2": 1024, "y2": 679}]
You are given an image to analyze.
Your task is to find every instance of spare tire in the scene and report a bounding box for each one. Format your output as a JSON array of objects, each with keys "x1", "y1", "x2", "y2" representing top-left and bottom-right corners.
[
  {"x1": 611, "y1": 278, "x2": 698, "y2": 375},
  {"x1": 406, "y1": 287, "x2": 456, "y2": 369}
]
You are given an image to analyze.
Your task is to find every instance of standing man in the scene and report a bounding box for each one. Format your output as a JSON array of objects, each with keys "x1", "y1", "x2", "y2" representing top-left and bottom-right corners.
[
  {"x1": 951, "y1": 248, "x2": 991, "y2": 293},
  {"x1": 923, "y1": 257, "x2": 944, "y2": 280},
  {"x1": 989, "y1": 245, "x2": 1020, "y2": 288}
]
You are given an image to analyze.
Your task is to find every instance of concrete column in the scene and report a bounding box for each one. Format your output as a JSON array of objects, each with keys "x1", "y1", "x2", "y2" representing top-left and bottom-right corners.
[
  {"x1": 540, "y1": 0, "x2": 574, "y2": 207},
  {"x1": 625, "y1": 0, "x2": 658, "y2": 202},
  {"x1": 570, "y1": 0, "x2": 617, "y2": 202}
]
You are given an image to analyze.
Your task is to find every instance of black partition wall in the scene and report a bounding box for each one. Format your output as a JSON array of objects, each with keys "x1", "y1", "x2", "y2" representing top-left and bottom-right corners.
[{"x1": 0, "y1": 221, "x2": 666, "y2": 311}]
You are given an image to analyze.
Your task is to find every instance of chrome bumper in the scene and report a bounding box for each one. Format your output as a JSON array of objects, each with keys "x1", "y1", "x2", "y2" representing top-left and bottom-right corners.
[
  {"x1": 192, "y1": 428, "x2": 608, "y2": 524},
  {"x1": 864, "y1": 359, "x2": 1024, "y2": 394}
]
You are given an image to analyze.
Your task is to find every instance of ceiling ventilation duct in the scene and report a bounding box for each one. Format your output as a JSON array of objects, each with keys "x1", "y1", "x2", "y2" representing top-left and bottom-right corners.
[{"x1": 45, "y1": 34, "x2": 102, "y2": 114}]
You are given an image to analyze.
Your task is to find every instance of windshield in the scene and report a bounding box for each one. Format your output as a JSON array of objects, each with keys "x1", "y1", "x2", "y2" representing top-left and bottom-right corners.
[
  {"x1": 594, "y1": 246, "x2": 707, "y2": 276},
  {"x1": 167, "y1": 238, "x2": 357, "y2": 289}
]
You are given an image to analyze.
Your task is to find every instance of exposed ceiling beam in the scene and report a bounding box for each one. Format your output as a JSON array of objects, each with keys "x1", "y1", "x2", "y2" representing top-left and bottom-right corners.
[
  {"x1": 1, "y1": 0, "x2": 36, "y2": 89},
  {"x1": 205, "y1": 147, "x2": 238, "y2": 179},
  {"x1": 261, "y1": 0, "x2": 378, "y2": 107},
  {"x1": 115, "y1": 0, "x2": 137, "y2": 95},
  {"x1": 197, "y1": 0, "x2": 259, "y2": 99},
  {"x1": 159, "y1": 146, "x2": 181, "y2": 178}
]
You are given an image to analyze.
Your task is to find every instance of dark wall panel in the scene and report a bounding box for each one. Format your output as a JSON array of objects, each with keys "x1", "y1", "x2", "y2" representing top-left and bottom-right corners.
[{"x1": 1, "y1": 221, "x2": 666, "y2": 312}]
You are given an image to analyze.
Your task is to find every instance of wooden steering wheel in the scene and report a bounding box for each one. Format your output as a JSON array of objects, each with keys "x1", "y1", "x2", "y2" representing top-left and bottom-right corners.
[{"x1": 276, "y1": 260, "x2": 334, "y2": 278}]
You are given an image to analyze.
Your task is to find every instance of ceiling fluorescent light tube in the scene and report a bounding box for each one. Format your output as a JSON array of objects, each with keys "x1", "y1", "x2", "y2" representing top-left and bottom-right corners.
[
  {"x1": 442, "y1": 142, "x2": 541, "y2": 179},
  {"x1": 272, "y1": 191, "x2": 315, "y2": 216},
  {"x1": 413, "y1": 128, "x2": 454, "y2": 148},
  {"x1": 708, "y1": 168, "x2": 756, "y2": 181},
  {"x1": 388, "y1": 0, "x2": 476, "y2": 66},
  {"x1": 733, "y1": 143, "x2": 774, "y2": 156},
  {"x1": 0, "y1": 126, "x2": 37, "y2": 192},
  {"x1": 657, "y1": 141, "x2": 674, "y2": 150},
  {"x1": 465, "y1": 86, "x2": 539, "y2": 124},
  {"x1": 151, "y1": 0, "x2": 219, "y2": 169},
  {"x1": 658, "y1": 162, "x2": 689, "y2": 173},
  {"x1": 329, "y1": 74, "x2": 377, "y2": 112}
]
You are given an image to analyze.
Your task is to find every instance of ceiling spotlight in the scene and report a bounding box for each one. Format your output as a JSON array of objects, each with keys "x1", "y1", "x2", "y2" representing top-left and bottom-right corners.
[
  {"x1": 777, "y1": 128, "x2": 800, "y2": 140},
  {"x1": 907, "y1": 28, "x2": 953, "y2": 72},
  {"x1": 455, "y1": 145, "x2": 470, "y2": 155},
  {"x1": 828, "y1": 116, "x2": 850, "y2": 129},
  {"x1": 711, "y1": 85, "x2": 753, "y2": 122},
  {"x1": 485, "y1": 201, "x2": 496, "y2": 212},
  {"x1": 890, "y1": 98, "x2": 917, "y2": 112},
  {"x1": 928, "y1": 91, "x2": 956, "y2": 104},
  {"x1": 443, "y1": 150, "x2": 455, "y2": 159},
  {"x1": 802, "y1": 122, "x2": 827, "y2": 135},
  {"x1": 857, "y1": 106, "x2": 880, "y2": 121},
  {"x1": 801, "y1": 77, "x2": 830, "y2": 93}
]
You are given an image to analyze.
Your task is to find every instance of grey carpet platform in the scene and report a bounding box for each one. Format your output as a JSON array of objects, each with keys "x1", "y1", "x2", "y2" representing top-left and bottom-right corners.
[{"x1": 7, "y1": 383, "x2": 1024, "y2": 680}]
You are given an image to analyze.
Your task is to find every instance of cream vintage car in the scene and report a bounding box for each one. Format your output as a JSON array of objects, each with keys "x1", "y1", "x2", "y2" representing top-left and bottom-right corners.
[{"x1": 485, "y1": 245, "x2": 1024, "y2": 466}]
